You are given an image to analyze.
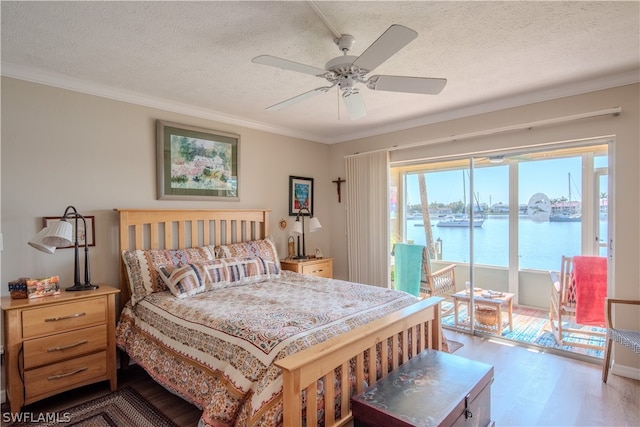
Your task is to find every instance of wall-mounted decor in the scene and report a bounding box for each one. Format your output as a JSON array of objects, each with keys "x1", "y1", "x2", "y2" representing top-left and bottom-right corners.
[
  {"x1": 157, "y1": 120, "x2": 239, "y2": 200},
  {"x1": 43, "y1": 215, "x2": 95, "y2": 249},
  {"x1": 332, "y1": 176, "x2": 346, "y2": 202},
  {"x1": 289, "y1": 176, "x2": 314, "y2": 216}
]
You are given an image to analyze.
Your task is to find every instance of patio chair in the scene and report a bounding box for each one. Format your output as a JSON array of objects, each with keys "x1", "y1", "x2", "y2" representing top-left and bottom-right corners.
[
  {"x1": 549, "y1": 256, "x2": 605, "y2": 350},
  {"x1": 602, "y1": 298, "x2": 640, "y2": 382},
  {"x1": 420, "y1": 251, "x2": 456, "y2": 301},
  {"x1": 419, "y1": 248, "x2": 456, "y2": 317}
]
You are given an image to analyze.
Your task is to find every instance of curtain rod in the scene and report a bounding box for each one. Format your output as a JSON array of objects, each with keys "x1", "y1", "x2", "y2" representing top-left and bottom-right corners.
[{"x1": 346, "y1": 107, "x2": 622, "y2": 158}]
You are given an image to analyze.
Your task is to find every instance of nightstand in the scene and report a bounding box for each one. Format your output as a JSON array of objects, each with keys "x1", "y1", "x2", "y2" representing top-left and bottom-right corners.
[
  {"x1": 280, "y1": 258, "x2": 333, "y2": 278},
  {"x1": 1, "y1": 285, "x2": 120, "y2": 413}
]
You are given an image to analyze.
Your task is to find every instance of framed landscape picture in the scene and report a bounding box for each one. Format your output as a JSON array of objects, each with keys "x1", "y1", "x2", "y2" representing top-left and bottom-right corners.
[
  {"x1": 157, "y1": 120, "x2": 240, "y2": 200},
  {"x1": 289, "y1": 176, "x2": 314, "y2": 216}
]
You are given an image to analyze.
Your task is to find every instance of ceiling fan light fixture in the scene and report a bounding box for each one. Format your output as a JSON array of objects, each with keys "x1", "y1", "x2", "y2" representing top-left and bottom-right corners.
[{"x1": 342, "y1": 88, "x2": 367, "y2": 120}]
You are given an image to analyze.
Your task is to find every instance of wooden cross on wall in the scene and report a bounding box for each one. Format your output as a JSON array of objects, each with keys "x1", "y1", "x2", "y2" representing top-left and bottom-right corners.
[{"x1": 332, "y1": 177, "x2": 346, "y2": 203}]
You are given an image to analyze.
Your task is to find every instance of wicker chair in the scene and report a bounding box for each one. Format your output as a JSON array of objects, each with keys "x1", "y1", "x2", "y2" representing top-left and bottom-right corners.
[
  {"x1": 549, "y1": 256, "x2": 605, "y2": 350},
  {"x1": 602, "y1": 298, "x2": 640, "y2": 382},
  {"x1": 419, "y1": 250, "x2": 456, "y2": 314}
]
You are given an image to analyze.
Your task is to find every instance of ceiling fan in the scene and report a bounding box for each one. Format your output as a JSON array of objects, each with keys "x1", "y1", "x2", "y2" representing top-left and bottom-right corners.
[{"x1": 252, "y1": 24, "x2": 447, "y2": 120}]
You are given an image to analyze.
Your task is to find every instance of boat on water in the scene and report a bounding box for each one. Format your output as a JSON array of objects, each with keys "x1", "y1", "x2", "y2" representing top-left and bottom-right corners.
[
  {"x1": 549, "y1": 212, "x2": 581, "y2": 222},
  {"x1": 549, "y1": 212, "x2": 582, "y2": 222},
  {"x1": 550, "y1": 172, "x2": 581, "y2": 222},
  {"x1": 437, "y1": 215, "x2": 485, "y2": 227}
]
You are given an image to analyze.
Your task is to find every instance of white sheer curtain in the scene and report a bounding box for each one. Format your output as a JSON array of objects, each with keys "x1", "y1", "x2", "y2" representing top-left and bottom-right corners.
[{"x1": 345, "y1": 151, "x2": 390, "y2": 287}]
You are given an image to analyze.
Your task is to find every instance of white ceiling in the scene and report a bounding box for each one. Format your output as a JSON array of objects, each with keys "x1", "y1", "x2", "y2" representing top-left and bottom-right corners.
[{"x1": 2, "y1": 1, "x2": 639, "y2": 144}]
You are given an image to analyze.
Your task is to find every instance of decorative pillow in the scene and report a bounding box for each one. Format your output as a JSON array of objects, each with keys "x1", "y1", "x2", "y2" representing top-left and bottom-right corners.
[
  {"x1": 224, "y1": 256, "x2": 281, "y2": 286},
  {"x1": 157, "y1": 263, "x2": 208, "y2": 298},
  {"x1": 215, "y1": 236, "x2": 280, "y2": 268},
  {"x1": 200, "y1": 259, "x2": 230, "y2": 291},
  {"x1": 122, "y1": 246, "x2": 215, "y2": 305}
]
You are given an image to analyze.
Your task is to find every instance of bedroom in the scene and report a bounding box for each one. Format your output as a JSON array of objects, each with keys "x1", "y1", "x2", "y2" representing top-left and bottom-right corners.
[{"x1": 1, "y1": 1, "x2": 639, "y2": 425}]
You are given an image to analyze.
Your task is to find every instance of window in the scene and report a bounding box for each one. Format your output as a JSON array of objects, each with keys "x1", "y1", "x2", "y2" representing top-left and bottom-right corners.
[
  {"x1": 518, "y1": 156, "x2": 582, "y2": 270},
  {"x1": 392, "y1": 143, "x2": 608, "y2": 273}
]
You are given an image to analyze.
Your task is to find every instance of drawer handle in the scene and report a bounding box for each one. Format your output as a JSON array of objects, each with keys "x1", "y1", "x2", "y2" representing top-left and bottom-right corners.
[
  {"x1": 464, "y1": 393, "x2": 473, "y2": 420},
  {"x1": 47, "y1": 340, "x2": 89, "y2": 352},
  {"x1": 47, "y1": 366, "x2": 88, "y2": 381},
  {"x1": 44, "y1": 312, "x2": 86, "y2": 322}
]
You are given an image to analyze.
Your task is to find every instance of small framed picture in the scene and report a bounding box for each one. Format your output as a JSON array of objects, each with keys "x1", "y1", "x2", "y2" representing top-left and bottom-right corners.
[
  {"x1": 289, "y1": 176, "x2": 314, "y2": 216},
  {"x1": 43, "y1": 216, "x2": 95, "y2": 249}
]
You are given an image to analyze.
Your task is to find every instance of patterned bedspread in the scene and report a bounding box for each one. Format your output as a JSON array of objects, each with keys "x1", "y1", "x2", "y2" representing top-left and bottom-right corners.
[{"x1": 116, "y1": 271, "x2": 418, "y2": 427}]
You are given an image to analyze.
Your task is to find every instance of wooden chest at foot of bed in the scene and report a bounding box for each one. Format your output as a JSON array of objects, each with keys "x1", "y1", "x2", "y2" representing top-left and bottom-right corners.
[{"x1": 351, "y1": 349, "x2": 494, "y2": 427}]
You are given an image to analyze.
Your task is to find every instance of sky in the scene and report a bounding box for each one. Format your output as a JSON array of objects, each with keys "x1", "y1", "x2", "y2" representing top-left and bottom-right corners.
[{"x1": 406, "y1": 156, "x2": 607, "y2": 206}]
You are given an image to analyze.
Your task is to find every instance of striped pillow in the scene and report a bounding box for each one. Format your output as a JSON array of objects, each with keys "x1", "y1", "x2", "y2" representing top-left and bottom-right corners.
[
  {"x1": 200, "y1": 259, "x2": 230, "y2": 291},
  {"x1": 157, "y1": 263, "x2": 209, "y2": 298},
  {"x1": 224, "y1": 256, "x2": 281, "y2": 287}
]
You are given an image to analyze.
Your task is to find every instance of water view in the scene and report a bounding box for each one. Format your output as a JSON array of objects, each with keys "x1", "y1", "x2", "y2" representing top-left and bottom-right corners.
[{"x1": 407, "y1": 215, "x2": 607, "y2": 271}]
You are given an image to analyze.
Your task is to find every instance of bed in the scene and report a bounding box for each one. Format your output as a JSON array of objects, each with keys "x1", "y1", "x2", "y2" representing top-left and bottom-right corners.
[{"x1": 114, "y1": 208, "x2": 442, "y2": 427}]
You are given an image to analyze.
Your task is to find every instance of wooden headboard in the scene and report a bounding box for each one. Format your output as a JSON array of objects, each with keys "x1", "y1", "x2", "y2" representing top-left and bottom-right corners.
[{"x1": 115, "y1": 208, "x2": 270, "y2": 306}]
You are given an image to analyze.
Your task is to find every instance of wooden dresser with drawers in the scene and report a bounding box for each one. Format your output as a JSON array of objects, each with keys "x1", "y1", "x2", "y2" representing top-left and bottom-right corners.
[{"x1": 1, "y1": 285, "x2": 120, "y2": 413}]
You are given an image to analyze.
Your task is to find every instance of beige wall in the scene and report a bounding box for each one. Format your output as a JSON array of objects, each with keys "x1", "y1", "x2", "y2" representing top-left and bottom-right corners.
[
  {"x1": 0, "y1": 77, "x2": 332, "y2": 297},
  {"x1": 328, "y1": 83, "x2": 640, "y2": 375}
]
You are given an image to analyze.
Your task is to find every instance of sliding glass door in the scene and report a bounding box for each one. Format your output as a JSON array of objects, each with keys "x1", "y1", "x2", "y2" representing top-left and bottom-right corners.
[{"x1": 390, "y1": 141, "x2": 609, "y2": 342}]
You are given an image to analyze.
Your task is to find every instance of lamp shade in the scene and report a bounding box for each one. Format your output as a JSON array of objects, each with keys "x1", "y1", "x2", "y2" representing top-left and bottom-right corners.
[
  {"x1": 42, "y1": 220, "x2": 73, "y2": 247},
  {"x1": 309, "y1": 217, "x2": 322, "y2": 232},
  {"x1": 28, "y1": 227, "x2": 56, "y2": 254},
  {"x1": 291, "y1": 221, "x2": 303, "y2": 235}
]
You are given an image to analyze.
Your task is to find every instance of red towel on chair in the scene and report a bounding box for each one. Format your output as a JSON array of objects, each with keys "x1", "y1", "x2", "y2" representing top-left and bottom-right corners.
[{"x1": 573, "y1": 256, "x2": 607, "y2": 326}]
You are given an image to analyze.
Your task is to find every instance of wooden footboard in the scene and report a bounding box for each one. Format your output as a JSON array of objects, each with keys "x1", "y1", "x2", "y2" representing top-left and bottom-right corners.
[{"x1": 276, "y1": 296, "x2": 443, "y2": 427}]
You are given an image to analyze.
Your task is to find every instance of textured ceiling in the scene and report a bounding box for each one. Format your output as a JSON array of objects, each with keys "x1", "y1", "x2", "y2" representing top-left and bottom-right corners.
[{"x1": 2, "y1": 1, "x2": 639, "y2": 143}]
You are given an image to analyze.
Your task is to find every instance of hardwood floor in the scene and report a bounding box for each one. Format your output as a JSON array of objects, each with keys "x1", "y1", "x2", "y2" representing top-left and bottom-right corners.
[
  {"x1": 450, "y1": 331, "x2": 639, "y2": 426},
  {"x1": 2, "y1": 335, "x2": 638, "y2": 426}
]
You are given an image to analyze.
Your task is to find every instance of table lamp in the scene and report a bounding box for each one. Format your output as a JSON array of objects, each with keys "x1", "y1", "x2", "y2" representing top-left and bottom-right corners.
[
  {"x1": 28, "y1": 205, "x2": 98, "y2": 291},
  {"x1": 291, "y1": 207, "x2": 321, "y2": 260}
]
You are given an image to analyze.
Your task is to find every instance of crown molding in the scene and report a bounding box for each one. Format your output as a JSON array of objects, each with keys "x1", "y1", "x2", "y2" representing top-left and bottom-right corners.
[
  {"x1": 3, "y1": 63, "x2": 637, "y2": 145},
  {"x1": 325, "y1": 68, "x2": 640, "y2": 144},
  {"x1": 0, "y1": 62, "x2": 326, "y2": 143}
]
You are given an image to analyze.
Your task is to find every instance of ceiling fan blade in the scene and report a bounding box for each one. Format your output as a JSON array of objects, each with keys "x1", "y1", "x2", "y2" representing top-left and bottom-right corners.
[
  {"x1": 342, "y1": 90, "x2": 367, "y2": 120},
  {"x1": 252, "y1": 55, "x2": 326, "y2": 76},
  {"x1": 352, "y1": 24, "x2": 418, "y2": 72},
  {"x1": 367, "y1": 75, "x2": 447, "y2": 94},
  {"x1": 266, "y1": 86, "x2": 332, "y2": 111}
]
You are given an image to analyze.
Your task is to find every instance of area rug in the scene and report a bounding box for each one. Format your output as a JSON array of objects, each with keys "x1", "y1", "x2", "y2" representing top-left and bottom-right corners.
[
  {"x1": 441, "y1": 302, "x2": 605, "y2": 358},
  {"x1": 7, "y1": 387, "x2": 179, "y2": 427}
]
